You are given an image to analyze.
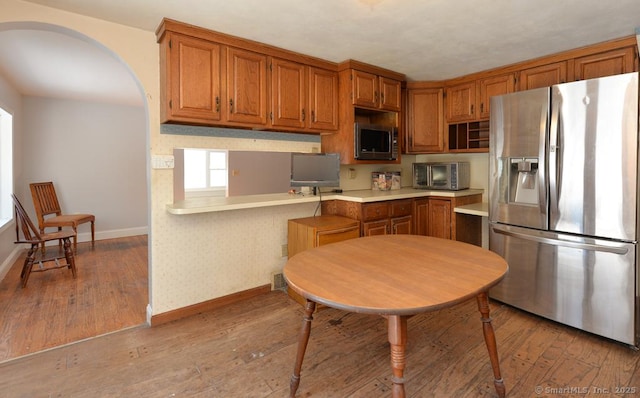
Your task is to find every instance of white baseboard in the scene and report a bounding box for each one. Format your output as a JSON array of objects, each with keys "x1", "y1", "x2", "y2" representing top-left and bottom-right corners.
[{"x1": 0, "y1": 246, "x2": 24, "y2": 281}]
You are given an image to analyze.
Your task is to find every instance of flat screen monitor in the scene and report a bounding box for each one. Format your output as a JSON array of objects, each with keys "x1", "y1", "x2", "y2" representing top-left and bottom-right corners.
[{"x1": 290, "y1": 152, "x2": 340, "y2": 188}]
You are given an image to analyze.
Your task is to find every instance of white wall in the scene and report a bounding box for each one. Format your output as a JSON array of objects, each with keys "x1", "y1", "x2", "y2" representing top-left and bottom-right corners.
[
  {"x1": 0, "y1": 68, "x2": 23, "y2": 280},
  {"x1": 21, "y1": 97, "x2": 146, "y2": 238}
]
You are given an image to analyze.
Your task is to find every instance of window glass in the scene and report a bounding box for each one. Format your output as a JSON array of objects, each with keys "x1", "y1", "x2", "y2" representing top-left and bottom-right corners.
[
  {"x1": 184, "y1": 149, "x2": 227, "y2": 195},
  {"x1": 0, "y1": 107, "x2": 13, "y2": 229}
]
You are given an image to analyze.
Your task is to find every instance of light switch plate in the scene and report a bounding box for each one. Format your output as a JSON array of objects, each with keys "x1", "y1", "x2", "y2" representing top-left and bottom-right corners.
[{"x1": 151, "y1": 155, "x2": 175, "y2": 169}]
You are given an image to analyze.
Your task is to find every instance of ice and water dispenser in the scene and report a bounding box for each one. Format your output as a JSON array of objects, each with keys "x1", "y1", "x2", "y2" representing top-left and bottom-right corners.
[{"x1": 507, "y1": 157, "x2": 539, "y2": 205}]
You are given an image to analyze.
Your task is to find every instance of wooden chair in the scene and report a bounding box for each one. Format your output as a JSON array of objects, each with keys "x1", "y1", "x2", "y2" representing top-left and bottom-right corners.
[
  {"x1": 12, "y1": 194, "x2": 77, "y2": 288},
  {"x1": 29, "y1": 181, "x2": 95, "y2": 253}
]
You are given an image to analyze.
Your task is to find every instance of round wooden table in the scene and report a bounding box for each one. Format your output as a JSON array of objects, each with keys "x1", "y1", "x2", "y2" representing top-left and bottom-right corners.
[{"x1": 283, "y1": 234, "x2": 509, "y2": 398}]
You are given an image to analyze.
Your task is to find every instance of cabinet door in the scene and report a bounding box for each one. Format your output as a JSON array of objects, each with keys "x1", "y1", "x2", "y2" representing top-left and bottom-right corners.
[
  {"x1": 363, "y1": 219, "x2": 389, "y2": 236},
  {"x1": 270, "y1": 58, "x2": 305, "y2": 129},
  {"x1": 167, "y1": 33, "x2": 221, "y2": 122},
  {"x1": 573, "y1": 47, "x2": 636, "y2": 81},
  {"x1": 379, "y1": 77, "x2": 402, "y2": 111},
  {"x1": 391, "y1": 215, "x2": 412, "y2": 234},
  {"x1": 518, "y1": 62, "x2": 567, "y2": 90},
  {"x1": 351, "y1": 70, "x2": 378, "y2": 108},
  {"x1": 413, "y1": 198, "x2": 429, "y2": 236},
  {"x1": 446, "y1": 81, "x2": 476, "y2": 122},
  {"x1": 478, "y1": 74, "x2": 515, "y2": 119},
  {"x1": 308, "y1": 67, "x2": 338, "y2": 131},
  {"x1": 226, "y1": 47, "x2": 268, "y2": 125},
  {"x1": 428, "y1": 198, "x2": 452, "y2": 239},
  {"x1": 406, "y1": 88, "x2": 444, "y2": 153}
]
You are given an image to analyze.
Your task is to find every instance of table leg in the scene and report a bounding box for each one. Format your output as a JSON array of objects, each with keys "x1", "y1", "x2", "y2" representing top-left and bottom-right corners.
[
  {"x1": 387, "y1": 315, "x2": 408, "y2": 398},
  {"x1": 476, "y1": 292, "x2": 506, "y2": 398},
  {"x1": 289, "y1": 299, "x2": 316, "y2": 397}
]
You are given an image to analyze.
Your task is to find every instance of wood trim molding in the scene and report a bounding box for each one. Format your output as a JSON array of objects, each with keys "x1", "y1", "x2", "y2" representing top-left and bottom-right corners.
[{"x1": 150, "y1": 284, "x2": 272, "y2": 326}]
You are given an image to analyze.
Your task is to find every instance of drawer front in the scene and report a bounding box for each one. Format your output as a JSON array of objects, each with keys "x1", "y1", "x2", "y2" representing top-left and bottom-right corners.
[
  {"x1": 316, "y1": 226, "x2": 360, "y2": 246},
  {"x1": 390, "y1": 199, "x2": 413, "y2": 217},
  {"x1": 362, "y1": 202, "x2": 389, "y2": 221}
]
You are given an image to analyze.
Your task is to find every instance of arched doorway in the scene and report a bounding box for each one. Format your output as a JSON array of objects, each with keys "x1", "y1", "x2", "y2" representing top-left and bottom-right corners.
[{"x1": 0, "y1": 21, "x2": 150, "y2": 361}]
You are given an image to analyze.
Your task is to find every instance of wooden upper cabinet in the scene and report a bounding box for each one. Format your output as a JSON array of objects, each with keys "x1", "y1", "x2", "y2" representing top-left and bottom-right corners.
[
  {"x1": 405, "y1": 87, "x2": 444, "y2": 153},
  {"x1": 163, "y1": 32, "x2": 222, "y2": 123},
  {"x1": 518, "y1": 61, "x2": 567, "y2": 90},
  {"x1": 270, "y1": 58, "x2": 305, "y2": 129},
  {"x1": 351, "y1": 70, "x2": 402, "y2": 111},
  {"x1": 226, "y1": 47, "x2": 268, "y2": 125},
  {"x1": 308, "y1": 67, "x2": 339, "y2": 131},
  {"x1": 446, "y1": 81, "x2": 476, "y2": 122},
  {"x1": 379, "y1": 76, "x2": 402, "y2": 111},
  {"x1": 352, "y1": 70, "x2": 378, "y2": 108},
  {"x1": 478, "y1": 74, "x2": 515, "y2": 119},
  {"x1": 573, "y1": 46, "x2": 636, "y2": 81},
  {"x1": 271, "y1": 61, "x2": 339, "y2": 131}
]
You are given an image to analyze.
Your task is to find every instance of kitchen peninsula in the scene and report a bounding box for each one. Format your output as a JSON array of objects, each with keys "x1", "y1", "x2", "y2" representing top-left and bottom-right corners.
[
  {"x1": 166, "y1": 188, "x2": 482, "y2": 214},
  {"x1": 167, "y1": 187, "x2": 484, "y2": 245}
]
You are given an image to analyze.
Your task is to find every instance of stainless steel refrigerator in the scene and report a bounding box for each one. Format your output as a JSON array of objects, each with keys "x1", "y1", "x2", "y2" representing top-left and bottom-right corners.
[{"x1": 489, "y1": 72, "x2": 639, "y2": 346}]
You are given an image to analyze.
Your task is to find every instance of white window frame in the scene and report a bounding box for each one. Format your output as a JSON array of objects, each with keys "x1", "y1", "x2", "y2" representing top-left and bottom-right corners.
[{"x1": 0, "y1": 106, "x2": 13, "y2": 229}]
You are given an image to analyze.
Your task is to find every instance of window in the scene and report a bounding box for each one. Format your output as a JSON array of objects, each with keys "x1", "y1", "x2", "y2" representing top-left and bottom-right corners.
[
  {"x1": 0, "y1": 106, "x2": 13, "y2": 228},
  {"x1": 184, "y1": 149, "x2": 227, "y2": 197}
]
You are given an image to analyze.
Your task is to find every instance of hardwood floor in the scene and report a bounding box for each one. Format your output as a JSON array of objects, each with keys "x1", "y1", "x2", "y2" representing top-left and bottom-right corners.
[
  {"x1": 1, "y1": 280, "x2": 639, "y2": 397},
  {"x1": 0, "y1": 235, "x2": 148, "y2": 362}
]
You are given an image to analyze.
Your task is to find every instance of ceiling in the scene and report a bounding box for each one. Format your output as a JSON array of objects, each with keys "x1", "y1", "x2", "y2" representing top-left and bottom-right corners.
[{"x1": 2, "y1": 0, "x2": 640, "y2": 106}]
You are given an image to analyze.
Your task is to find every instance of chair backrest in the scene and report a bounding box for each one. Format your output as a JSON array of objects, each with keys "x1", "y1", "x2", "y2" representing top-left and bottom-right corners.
[
  {"x1": 30, "y1": 182, "x2": 62, "y2": 228},
  {"x1": 12, "y1": 194, "x2": 43, "y2": 244}
]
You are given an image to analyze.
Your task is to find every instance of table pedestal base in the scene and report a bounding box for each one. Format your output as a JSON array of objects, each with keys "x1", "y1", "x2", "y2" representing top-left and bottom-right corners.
[{"x1": 289, "y1": 295, "x2": 505, "y2": 398}]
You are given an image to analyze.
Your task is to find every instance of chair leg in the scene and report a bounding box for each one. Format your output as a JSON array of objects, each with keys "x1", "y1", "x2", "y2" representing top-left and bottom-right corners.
[
  {"x1": 62, "y1": 237, "x2": 77, "y2": 278},
  {"x1": 21, "y1": 245, "x2": 38, "y2": 288}
]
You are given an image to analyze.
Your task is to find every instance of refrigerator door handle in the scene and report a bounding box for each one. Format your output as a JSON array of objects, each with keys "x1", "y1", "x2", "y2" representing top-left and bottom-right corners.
[
  {"x1": 492, "y1": 226, "x2": 629, "y2": 255},
  {"x1": 548, "y1": 93, "x2": 561, "y2": 214}
]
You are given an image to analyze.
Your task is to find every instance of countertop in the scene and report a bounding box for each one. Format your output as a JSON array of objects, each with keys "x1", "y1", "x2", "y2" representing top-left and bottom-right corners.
[
  {"x1": 454, "y1": 202, "x2": 489, "y2": 217},
  {"x1": 167, "y1": 187, "x2": 484, "y2": 215}
]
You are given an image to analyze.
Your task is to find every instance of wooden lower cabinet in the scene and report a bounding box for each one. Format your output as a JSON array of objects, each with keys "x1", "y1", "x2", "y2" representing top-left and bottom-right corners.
[
  {"x1": 321, "y1": 194, "x2": 482, "y2": 245},
  {"x1": 286, "y1": 215, "x2": 360, "y2": 307},
  {"x1": 413, "y1": 194, "x2": 482, "y2": 246},
  {"x1": 322, "y1": 199, "x2": 413, "y2": 237}
]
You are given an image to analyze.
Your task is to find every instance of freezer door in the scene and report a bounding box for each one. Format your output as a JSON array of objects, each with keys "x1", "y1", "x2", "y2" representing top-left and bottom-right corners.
[
  {"x1": 550, "y1": 72, "x2": 638, "y2": 241},
  {"x1": 490, "y1": 223, "x2": 636, "y2": 345},
  {"x1": 489, "y1": 87, "x2": 549, "y2": 230}
]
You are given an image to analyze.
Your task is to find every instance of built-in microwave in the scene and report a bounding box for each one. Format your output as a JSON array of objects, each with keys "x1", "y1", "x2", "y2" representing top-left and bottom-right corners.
[
  {"x1": 354, "y1": 123, "x2": 398, "y2": 161},
  {"x1": 413, "y1": 162, "x2": 470, "y2": 190}
]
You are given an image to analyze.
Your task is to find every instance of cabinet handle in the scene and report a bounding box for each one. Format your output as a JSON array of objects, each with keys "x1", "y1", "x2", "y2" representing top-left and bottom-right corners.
[
  {"x1": 215, "y1": 97, "x2": 220, "y2": 113},
  {"x1": 302, "y1": 109, "x2": 306, "y2": 121},
  {"x1": 480, "y1": 103, "x2": 484, "y2": 114},
  {"x1": 375, "y1": 91, "x2": 379, "y2": 103},
  {"x1": 229, "y1": 98, "x2": 234, "y2": 113},
  {"x1": 311, "y1": 110, "x2": 315, "y2": 122},
  {"x1": 381, "y1": 92, "x2": 385, "y2": 102},
  {"x1": 470, "y1": 104, "x2": 474, "y2": 115}
]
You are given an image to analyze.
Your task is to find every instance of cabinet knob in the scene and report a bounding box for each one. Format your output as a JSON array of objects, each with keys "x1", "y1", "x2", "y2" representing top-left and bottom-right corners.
[
  {"x1": 229, "y1": 98, "x2": 234, "y2": 113},
  {"x1": 302, "y1": 109, "x2": 306, "y2": 121},
  {"x1": 215, "y1": 97, "x2": 220, "y2": 113}
]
